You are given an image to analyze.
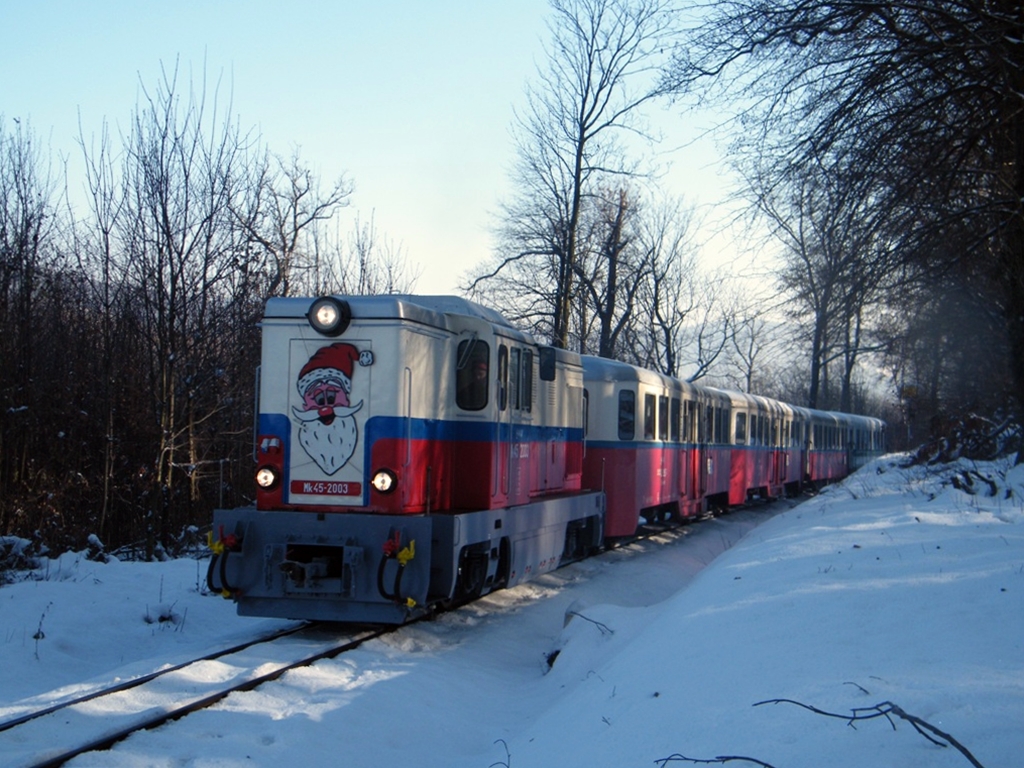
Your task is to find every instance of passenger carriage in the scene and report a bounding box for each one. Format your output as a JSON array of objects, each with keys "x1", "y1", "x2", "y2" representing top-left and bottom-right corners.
[
  {"x1": 581, "y1": 357, "x2": 677, "y2": 537},
  {"x1": 707, "y1": 389, "x2": 798, "y2": 504},
  {"x1": 848, "y1": 413, "x2": 887, "y2": 471},
  {"x1": 580, "y1": 357, "x2": 730, "y2": 536},
  {"x1": 804, "y1": 409, "x2": 849, "y2": 483},
  {"x1": 800, "y1": 409, "x2": 886, "y2": 484}
]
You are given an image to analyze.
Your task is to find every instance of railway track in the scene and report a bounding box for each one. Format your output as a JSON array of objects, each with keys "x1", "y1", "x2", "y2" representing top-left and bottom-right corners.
[
  {"x1": 1, "y1": 500, "x2": 795, "y2": 768},
  {"x1": 0, "y1": 622, "x2": 391, "y2": 768}
]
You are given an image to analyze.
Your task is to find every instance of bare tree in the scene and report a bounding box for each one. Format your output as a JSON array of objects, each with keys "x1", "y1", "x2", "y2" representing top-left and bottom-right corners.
[
  {"x1": 573, "y1": 186, "x2": 652, "y2": 357},
  {"x1": 665, "y1": 0, "x2": 1024, "y2": 416},
  {"x1": 0, "y1": 57, "x2": 422, "y2": 555},
  {"x1": 0, "y1": 116, "x2": 60, "y2": 538},
  {"x1": 313, "y1": 212, "x2": 419, "y2": 296},
  {"x1": 116, "y1": 63, "x2": 258, "y2": 553},
  {"x1": 625, "y1": 194, "x2": 728, "y2": 380},
  {"x1": 470, "y1": 0, "x2": 675, "y2": 349},
  {"x1": 232, "y1": 149, "x2": 352, "y2": 297},
  {"x1": 743, "y1": 156, "x2": 903, "y2": 409},
  {"x1": 727, "y1": 304, "x2": 772, "y2": 394},
  {"x1": 0, "y1": 118, "x2": 57, "y2": 408},
  {"x1": 71, "y1": 118, "x2": 133, "y2": 540}
]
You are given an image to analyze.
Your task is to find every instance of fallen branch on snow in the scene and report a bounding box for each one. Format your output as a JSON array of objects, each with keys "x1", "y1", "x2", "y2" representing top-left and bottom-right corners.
[
  {"x1": 654, "y1": 754, "x2": 777, "y2": 767},
  {"x1": 753, "y1": 698, "x2": 985, "y2": 768}
]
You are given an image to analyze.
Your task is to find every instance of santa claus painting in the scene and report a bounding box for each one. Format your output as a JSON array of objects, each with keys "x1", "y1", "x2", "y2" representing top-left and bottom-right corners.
[{"x1": 291, "y1": 342, "x2": 374, "y2": 475}]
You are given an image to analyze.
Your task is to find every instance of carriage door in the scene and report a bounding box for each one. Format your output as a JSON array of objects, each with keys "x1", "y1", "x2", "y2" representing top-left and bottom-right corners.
[
  {"x1": 656, "y1": 394, "x2": 669, "y2": 501},
  {"x1": 670, "y1": 396, "x2": 682, "y2": 501},
  {"x1": 696, "y1": 401, "x2": 709, "y2": 498},
  {"x1": 771, "y1": 417, "x2": 782, "y2": 490},
  {"x1": 496, "y1": 344, "x2": 510, "y2": 502},
  {"x1": 685, "y1": 400, "x2": 698, "y2": 501},
  {"x1": 499, "y1": 344, "x2": 532, "y2": 503}
]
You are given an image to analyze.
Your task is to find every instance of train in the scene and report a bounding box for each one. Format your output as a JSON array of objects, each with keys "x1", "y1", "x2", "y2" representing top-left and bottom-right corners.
[{"x1": 209, "y1": 294, "x2": 886, "y2": 624}]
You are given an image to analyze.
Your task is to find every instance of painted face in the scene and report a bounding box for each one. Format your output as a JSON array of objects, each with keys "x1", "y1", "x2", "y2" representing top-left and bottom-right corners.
[
  {"x1": 291, "y1": 343, "x2": 372, "y2": 475},
  {"x1": 302, "y1": 379, "x2": 350, "y2": 422}
]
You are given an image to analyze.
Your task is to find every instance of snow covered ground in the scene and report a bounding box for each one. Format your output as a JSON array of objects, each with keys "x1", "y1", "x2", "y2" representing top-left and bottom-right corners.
[{"x1": 1, "y1": 454, "x2": 1021, "y2": 768}]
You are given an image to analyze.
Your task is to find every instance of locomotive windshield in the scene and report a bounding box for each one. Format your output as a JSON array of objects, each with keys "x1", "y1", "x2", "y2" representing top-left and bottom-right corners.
[{"x1": 456, "y1": 339, "x2": 489, "y2": 411}]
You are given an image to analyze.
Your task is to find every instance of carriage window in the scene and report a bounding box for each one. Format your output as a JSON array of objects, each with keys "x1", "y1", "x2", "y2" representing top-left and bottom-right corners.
[
  {"x1": 658, "y1": 396, "x2": 669, "y2": 440},
  {"x1": 670, "y1": 397, "x2": 681, "y2": 442},
  {"x1": 510, "y1": 348, "x2": 520, "y2": 410},
  {"x1": 644, "y1": 394, "x2": 656, "y2": 440},
  {"x1": 735, "y1": 412, "x2": 747, "y2": 445},
  {"x1": 456, "y1": 339, "x2": 489, "y2": 411},
  {"x1": 618, "y1": 390, "x2": 635, "y2": 440},
  {"x1": 498, "y1": 345, "x2": 508, "y2": 411},
  {"x1": 521, "y1": 350, "x2": 533, "y2": 412},
  {"x1": 750, "y1": 415, "x2": 759, "y2": 445},
  {"x1": 583, "y1": 389, "x2": 590, "y2": 437}
]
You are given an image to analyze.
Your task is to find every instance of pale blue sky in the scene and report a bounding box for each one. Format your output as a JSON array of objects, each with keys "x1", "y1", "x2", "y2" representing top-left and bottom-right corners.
[{"x1": 1, "y1": 1, "x2": 730, "y2": 294}]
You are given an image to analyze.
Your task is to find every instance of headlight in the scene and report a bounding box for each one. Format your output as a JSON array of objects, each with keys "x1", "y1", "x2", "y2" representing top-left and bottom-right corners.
[
  {"x1": 371, "y1": 469, "x2": 397, "y2": 494},
  {"x1": 255, "y1": 465, "x2": 280, "y2": 490},
  {"x1": 307, "y1": 296, "x2": 351, "y2": 336}
]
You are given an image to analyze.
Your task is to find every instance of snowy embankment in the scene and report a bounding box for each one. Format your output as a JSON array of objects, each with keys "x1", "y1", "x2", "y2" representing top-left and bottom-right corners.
[{"x1": 1, "y1": 455, "x2": 1021, "y2": 768}]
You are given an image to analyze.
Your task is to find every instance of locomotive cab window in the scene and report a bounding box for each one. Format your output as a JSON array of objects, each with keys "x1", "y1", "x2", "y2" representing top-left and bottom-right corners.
[{"x1": 456, "y1": 339, "x2": 489, "y2": 411}]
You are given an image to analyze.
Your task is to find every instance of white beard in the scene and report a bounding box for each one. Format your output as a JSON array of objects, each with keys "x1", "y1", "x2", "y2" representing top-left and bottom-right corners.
[{"x1": 296, "y1": 414, "x2": 359, "y2": 475}]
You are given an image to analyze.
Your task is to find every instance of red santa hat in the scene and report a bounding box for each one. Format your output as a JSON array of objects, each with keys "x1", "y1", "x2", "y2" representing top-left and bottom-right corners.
[{"x1": 297, "y1": 343, "x2": 369, "y2": 396}]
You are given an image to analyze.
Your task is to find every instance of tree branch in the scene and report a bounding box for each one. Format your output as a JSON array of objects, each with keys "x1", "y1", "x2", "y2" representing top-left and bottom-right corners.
[{"x1": 754, "y1": 698, "x2": 986, "y2": 768}]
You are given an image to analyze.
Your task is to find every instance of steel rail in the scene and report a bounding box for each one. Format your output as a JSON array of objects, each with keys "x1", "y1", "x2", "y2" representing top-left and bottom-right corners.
[
  {"x1": 21, "y1": 626, "x2": 391, "y2": 768},
  {"x1": 0, "y1": 621, "x2": 312, "y2": 734}
]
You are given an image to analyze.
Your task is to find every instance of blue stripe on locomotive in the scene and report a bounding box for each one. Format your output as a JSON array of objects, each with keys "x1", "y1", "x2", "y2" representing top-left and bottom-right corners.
[{"x1": 259, "y1": 411, "x2": 583, "y2": 507}]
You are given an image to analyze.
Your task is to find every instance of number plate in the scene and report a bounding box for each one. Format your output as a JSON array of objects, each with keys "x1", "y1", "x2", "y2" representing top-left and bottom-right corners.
[{"x1": 290, "y1": 480, "x2": 362, "y2": 496}]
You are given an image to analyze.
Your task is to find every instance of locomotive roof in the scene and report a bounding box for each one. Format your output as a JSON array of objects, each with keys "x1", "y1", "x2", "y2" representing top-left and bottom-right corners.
[{"x1": 263, "y1": 294, "x2": 520, "y2": 332}]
